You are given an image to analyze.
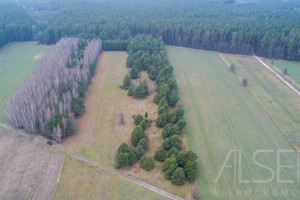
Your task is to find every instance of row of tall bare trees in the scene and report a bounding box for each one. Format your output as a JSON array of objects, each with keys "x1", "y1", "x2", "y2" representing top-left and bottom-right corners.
[{"x1": 5, "y1": 38, "x2": 102, "y2": 142}]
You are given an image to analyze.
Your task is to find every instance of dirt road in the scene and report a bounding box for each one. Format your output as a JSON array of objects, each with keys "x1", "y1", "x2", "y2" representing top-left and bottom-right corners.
[{"x1": 254, "y1": 55, "x2": 300, "y2": 97}]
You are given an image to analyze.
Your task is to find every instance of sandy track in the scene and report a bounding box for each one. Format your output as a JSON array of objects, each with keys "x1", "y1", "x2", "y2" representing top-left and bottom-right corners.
[{"x1": 254, "y1": 55, "x2": 300, "y2": 97}]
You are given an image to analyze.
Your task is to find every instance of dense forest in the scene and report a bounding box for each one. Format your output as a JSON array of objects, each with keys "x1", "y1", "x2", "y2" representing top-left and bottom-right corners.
[
  {"x1": 1, "y1": 0, "x2": 300, "y2": 60},
  {"x1": 0, "y1": 3, "x2": 33, "y2": 47},
  {"x1": 5, "y1": 38, "x2": 102, "y2": 142},
  {"x1": 38, "y1": 0, "x2": 300, "y2": 61}
]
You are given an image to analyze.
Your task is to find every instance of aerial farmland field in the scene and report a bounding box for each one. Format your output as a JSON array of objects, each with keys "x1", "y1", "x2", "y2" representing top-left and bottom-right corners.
[
  {"x1": 1, "y1": 0, "x2": 300, "y2": 199},
  {"x1": 0, "y1": 128, "x2": 64, "y2": 200},
  {"x1": 221, "y1": 54, "x2": 300, "y2": 150},
  {"x1": 0, "y1": 42, "x2": 53, "y2": 123},
  {"x1": 167, "y1": 46, "x2": 300, "y2": 200}
]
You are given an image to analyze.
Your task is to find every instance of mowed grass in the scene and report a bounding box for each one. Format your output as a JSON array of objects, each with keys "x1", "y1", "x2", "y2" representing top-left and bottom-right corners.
[
  {"x1": 221, "y1": 54, "x2": 300, "y2": 150},
  {"x1": 0, "y1": 42, "x2": 53, "y2": 123},
  {"x1": 53, "y1": 155, "x2": 168, "y2": 200},
  {"x1": 62, "y1": 51, "x2": 193, "y2": 198},
  {"x1": 264, "y1": 59, "x2": 300, "y2": 86},
  {"x1": 167, "y1": 46, "x2": 299, "y2": 200}
]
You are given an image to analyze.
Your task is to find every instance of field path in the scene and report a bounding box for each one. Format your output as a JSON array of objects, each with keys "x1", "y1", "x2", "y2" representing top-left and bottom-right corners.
[
  {"x1": 0, "y1": 123, "x2": 184, "y2": 200},
  {"x1": 254, "y1": 55, "x2": 300, "y2": 97}
]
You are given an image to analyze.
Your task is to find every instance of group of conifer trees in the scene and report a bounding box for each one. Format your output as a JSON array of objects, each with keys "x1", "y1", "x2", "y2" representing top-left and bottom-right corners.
[
  {"x1": 116, "y1": 35, "x2": 198, "y2": 185},
  {"x1": 0, "y1": 4, "x2": 32, "y2": 47},
  {"x1": 2, "y1": 0, "x2": 300, "y2": 61},
  {"x1": 40, "y1": 0, "x2": 300, "y2": 61},
  {"x1": 5, "y1": 38, "x2": 102, "y2": 142}
]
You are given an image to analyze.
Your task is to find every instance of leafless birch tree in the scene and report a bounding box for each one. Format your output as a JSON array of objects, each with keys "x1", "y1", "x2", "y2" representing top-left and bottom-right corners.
[{"x1": 5, "y1": 38, "x2": 102, "y2": 142}]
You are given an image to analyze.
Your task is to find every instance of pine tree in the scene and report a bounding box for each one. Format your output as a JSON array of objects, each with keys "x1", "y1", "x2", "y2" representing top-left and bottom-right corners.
[
  {"x1": 128, "y1": 150, "x2": 138, "y2": 165},
  {"x1": 139, "y1": 120, "x2": 147, "y2": 130},
  {"x1": 184, "y1": 160, "x2": 197, "y2": 182},
  {"x1": 162, "y1": 123, "x2": 176, "y2": 139},
  {"x1": 175, "y1": 120, "x2": 186, "y2": 134},
  {"x1": 154, "y1": 148, "x2": 167, "y2": 162},
  {"x1": 135, "y1": 144, "x2": 146, "y2": 159},
  {"x1": 130, "y1": 66, "x2": 139, "y2": 79},
  {"x1": 163, "y1": 155, "x2": 178, "y2": 179},
  {"x1": 171, "y1": 167, "x2": 185, "y2": 185},
  {"x1": 168, "y1": 147, "x2": 179, "y2": 158},
  {"x1": 134, "y1": 114, "x2": 144, "y2": 125},
  {"x1": 162, "y1": 135, "x2": 182, "y2": 150},
  {"x1": 122, "y1": 74, "x2": 131, "y2": 90},
  {"x1": 131, "y1": 125, "x2": 146, "y2": 146},
  {"x1": 137, "y1": 138, "x2": 148, "y2": 151},
  {"x1": 141, "y1": 155, "x2": 155, "y2": 171},
  {"x1": 156, "y1": 113, "x2": 168, "y2": 128},
  {"x1": 117, "y1": 143, "x2": 131, "y2": 153},
  {"x1": 115, "y1": 152, "x2": 129, "y2": 169}
]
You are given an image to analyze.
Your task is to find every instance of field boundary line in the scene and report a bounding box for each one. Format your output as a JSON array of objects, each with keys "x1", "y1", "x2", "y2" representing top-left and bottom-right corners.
[
  {"x1": 0, "y1": 123, "x2": 185, "y2": 200},
  {"x1": 254, "y1": 55, "x2": 300, "y2": 97}
]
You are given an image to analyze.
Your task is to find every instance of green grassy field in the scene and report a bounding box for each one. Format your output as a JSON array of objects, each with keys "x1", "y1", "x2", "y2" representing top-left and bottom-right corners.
[
  {"x1": 167, "y1": 46, "x2": 299, "y2": 200},
  {"x1": 0, "y1": 42, "x2": 53, "y2": 123},
  {"x1": 221, "y1": 54, "x2": 300, "y2": 150},
  {"x1": 266, "y1": 59, "x2": 300, "y2": 86}
]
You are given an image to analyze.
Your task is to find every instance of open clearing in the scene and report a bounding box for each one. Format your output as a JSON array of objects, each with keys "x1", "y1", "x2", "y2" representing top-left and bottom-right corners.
[
  {"x1": 61, "y1": 51, "x2": 193, "y2": 198},
  {"x1": 0, "y1": 42, "x2": 53, "y2": 123},
  {"x1": 0, "y1": 128, "x2": 64, "y2": 200},
  {"x1": 167, "y1": 46, "x2": 299, "y2": 200},
  {"x1": 221, "y1": 53, "x2": 300, "y2": 150}
]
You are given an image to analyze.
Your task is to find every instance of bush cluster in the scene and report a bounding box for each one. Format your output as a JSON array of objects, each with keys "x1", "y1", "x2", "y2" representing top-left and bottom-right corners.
[
  {"x1": 128, "y1": 81, "x2": 149, "y2": 99},
  {"x1": 162, "y1": 150, "x2": 198, "y2": 185},
  {"x1": 124, "y1": 35, "x2": 199, "y2": 185},
  {"x1": 131, "y1": 125, "x2": 146, "y2": 147},
  {"x1": 115, "y1": 35, "x2": 199, "y2": 186},
  {"x1": 115, "y1": 113, "x2": 150, "y2": 170}
]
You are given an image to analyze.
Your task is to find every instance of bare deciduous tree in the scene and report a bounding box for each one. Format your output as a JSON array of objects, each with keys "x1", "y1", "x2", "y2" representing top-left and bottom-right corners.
[{"x1": 5, "y1": 38, "x2": 102, "y2": 142}]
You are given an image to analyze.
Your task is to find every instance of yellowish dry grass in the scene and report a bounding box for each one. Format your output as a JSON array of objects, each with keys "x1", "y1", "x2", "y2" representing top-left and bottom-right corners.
[
  {"x1": 61, "y1": 51, "x2": 194, "y2": 198},
  {"x1": 53, "y1": 155, "x2": 168, "y2": 200}
]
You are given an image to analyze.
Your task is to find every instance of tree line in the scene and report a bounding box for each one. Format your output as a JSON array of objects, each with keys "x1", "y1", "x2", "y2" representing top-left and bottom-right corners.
[
  {"x1": 116, "y1": 35, "x2": 198, "y2": 185},
  {"x1": 39, "y1": 0, "x2": 300, "y2": 61},
  {"x1": 5, "y1": 38, "x2": 102, "y2": 142},
  {"x1": 0, "y1": 3, "x2": 33, "y2": 47}
]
